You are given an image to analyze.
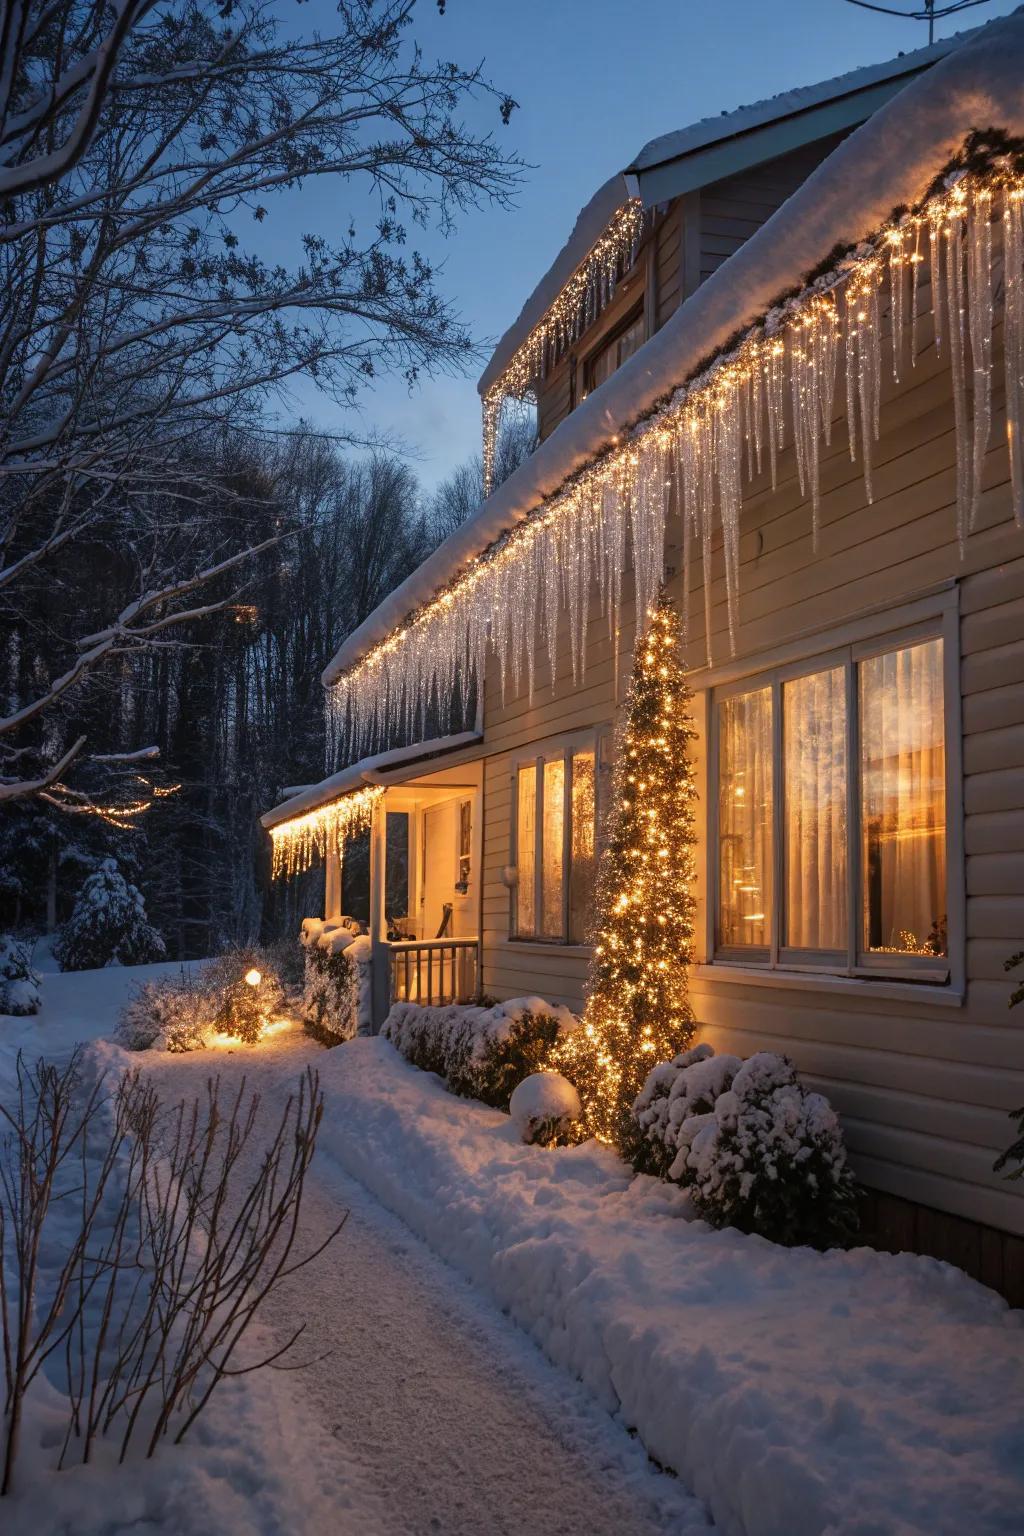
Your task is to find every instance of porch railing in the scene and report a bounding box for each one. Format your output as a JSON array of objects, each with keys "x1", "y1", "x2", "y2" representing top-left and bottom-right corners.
[{"x1": 388, "y1": 937, "x2": 480, "y2": 1009}]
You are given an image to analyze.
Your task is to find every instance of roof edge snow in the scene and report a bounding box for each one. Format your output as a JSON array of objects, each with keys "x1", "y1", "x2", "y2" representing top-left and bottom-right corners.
[
  {"x1": 324, "y1": 9, "x2": 1024, "y2": 689},
  {"x1": 260, "y1": 731, "x2": 482, "y2": 828},
  {"x1": 478, "y1": 32, "x2": 965, "y2": 403}
]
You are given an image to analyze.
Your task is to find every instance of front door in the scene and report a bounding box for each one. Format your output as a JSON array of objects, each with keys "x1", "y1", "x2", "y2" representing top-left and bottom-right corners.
[{"x1": 421, "y1": 802, "x2": 456, "y2": 939}]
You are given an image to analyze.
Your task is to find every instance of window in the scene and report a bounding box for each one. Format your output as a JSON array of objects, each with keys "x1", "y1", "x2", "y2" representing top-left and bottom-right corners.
[
  {"x1": 585, "y1": 309, "x2": 645, "y2": 395},
  {"x1": 512, "y1": 736, "x2": 602, "y2": 943},
  {"x1": 712, "y1": 629, "x2": 951, "y2": 980}
]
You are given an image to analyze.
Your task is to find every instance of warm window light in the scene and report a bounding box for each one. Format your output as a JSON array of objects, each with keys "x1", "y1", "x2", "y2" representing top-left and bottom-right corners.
[{"x1": 245, "y1": 968, "x2": 262, "y2": 987}]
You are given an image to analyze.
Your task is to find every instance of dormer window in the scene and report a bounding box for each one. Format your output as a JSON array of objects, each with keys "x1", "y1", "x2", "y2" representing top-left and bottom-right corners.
[{"x1": 585, "y1": 307, "x2": 645, "y2": 396}]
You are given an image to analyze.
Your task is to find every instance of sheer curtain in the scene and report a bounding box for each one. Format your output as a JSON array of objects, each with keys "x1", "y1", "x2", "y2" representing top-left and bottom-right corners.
[
  {"x1": 860, "y1": 638, "x2": 946, "y2": 955},
  {"x1": 516, "y1": 765, "x2": 536, "y2": 935},
  {"x1": 718, "y1": 687, "x2": 773, "y2": 947},
  {"x1": 784, "y1": 668, "x2": 847, "y2": 951}
]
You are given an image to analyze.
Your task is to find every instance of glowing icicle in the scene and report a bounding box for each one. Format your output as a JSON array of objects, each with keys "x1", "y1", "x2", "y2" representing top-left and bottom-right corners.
[
  {"x1": 844, "y1": 288, "x2": 859, "y2": 468},
  {"x1": 967, "y1": 189, "x2": 993, "y2": 532},
  {"x1": 930, "y1": 215, "x2": 944, "y2": 358},
  {"x1": 1005, "y1": 185, "x2": 1024, "y2": 526},
  {"x1": 944, "y1": 209, "x2": 971, "y2": 555},
  {"x1": 889, "y1": 228, "x2": 904, "y2": 382}
]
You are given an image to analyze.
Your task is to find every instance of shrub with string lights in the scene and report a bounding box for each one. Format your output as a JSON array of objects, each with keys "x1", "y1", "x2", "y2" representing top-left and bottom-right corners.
[{"x1": 557, "y1": 590, "x2": 697, "y2": 1148}]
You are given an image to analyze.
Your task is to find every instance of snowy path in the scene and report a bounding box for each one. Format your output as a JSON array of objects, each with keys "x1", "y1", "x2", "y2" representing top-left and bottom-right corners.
[{"x1": 139, "y1": 1022, "x2": 710, "y2": 1536}]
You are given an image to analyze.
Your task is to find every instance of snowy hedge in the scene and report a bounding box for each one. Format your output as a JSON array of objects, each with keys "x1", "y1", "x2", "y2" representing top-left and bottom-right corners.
[
  {"x1": 300, "y1": 919, "x2": 371, "y2": 1044},
  {"x1": 0, "y1": 935, "x2": 40, "y2": 1017},
  {"x1": 382, "y1": 996, "x2": 579, "y2": 1111},
  {"x1": 630, "y1": 1043, "x2": 859, "y2": 1248}
]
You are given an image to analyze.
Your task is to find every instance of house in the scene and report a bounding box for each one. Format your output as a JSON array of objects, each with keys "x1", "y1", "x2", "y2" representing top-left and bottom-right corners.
[{"x1": 262, "y1": 16, "x2": 1024, "y2": 1295}]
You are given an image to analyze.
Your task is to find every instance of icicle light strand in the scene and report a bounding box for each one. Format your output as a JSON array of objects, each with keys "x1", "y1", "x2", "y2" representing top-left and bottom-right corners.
[
  {"x1": 331, "y1": 158, "x2": 1024, "y2": 768},
  {"x1": 482, "y1": 200, "x2": 647, "y2": 495},
  {"x1": 270, "y1": 786, "x2": 382, "y2": 879}
]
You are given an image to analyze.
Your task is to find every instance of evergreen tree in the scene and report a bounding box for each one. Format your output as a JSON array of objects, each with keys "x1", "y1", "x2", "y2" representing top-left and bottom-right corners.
[
  {"x1": 558, "y1": 591, "x2": 698, "y2": 1148},
  {"x1": 55, "y1": 860, "x2": 166, "y2": 971}
]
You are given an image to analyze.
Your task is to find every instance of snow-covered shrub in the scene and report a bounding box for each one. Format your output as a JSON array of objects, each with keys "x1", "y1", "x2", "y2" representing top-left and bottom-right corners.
[
  {"x1": 55, "y1": 859, "x2": 165, "y2": 971},
  {"x1": 383, "y1": 996, "x2": 579, "y2": 1111},
  {"x1": 117, "y1": 968, "x2": 216, "y2": 1053},
  {"x1": 205, "y1": 946, "x2": 286, "y2": 1044},
  {"x1": 627, "y1": 1043, "x2": 741, "y2": 1176},
  {"x1": 300, "y1": 922, "x2": 371, "y2": 1044},
  {"x1": 509, "y1": 1071, "x2": 582, "y2": 1146},
  {"x1": 631, "y1": 1045, "x2": 859, "y2": 1248},
  {"x1": 0, "y1": 935, "x2": 40, "y2": 1016}
]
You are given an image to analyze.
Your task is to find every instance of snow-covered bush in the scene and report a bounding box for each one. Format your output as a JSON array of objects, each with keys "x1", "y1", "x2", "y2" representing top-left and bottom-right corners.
[
  {"x1": 509, "y1": 1071, "x2": 582, "y2": 1146},
  {"x1": 631, "y1": 1044, "x2": 858, "y2": 1248},
  {"x1": 300, "y1": 920, "x2": 371, "y2": 1043},
  {"x1": 117, "y1": 968, "x2": 217, "y2": 1053},
  {"x1": 383, "y1": 996, "x2": 579, "y2": 1111},
  {"x1": 0, "y1": 935, "x2": 40, "y2": 1016},
  {"x1": 117, "y1": 947, "x2": 285, "y2": 1051},
  {"x1": 205, "y1": 946, "x2": 286, "y2": 1044},
  {"x1": 55, "y1": 859, "x2": 165, "y2": 971}
]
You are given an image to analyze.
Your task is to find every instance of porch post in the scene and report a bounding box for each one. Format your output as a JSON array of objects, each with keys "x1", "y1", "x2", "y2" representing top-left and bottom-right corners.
[
  {"x1": 324, "y1": 841, "x2": 342, "y2": 920},
  {"x1": 369, "y1": 796, "x2": 390, "y2": 1031}
]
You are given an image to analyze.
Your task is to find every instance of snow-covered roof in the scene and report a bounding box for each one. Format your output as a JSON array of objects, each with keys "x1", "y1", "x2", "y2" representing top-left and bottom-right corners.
[
  {"x1": 260, "y1": 731, "x2": 482, "y2": 828},
  {"x1": 477, "y1": 31, "x2": 965, "y2": 402},
  {"x1": 324, "y1": 10, "x2": 1024, "y2": 688}
]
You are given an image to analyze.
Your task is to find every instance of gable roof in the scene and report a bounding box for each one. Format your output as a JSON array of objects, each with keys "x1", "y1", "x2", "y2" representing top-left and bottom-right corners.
[
  {"x1": 478, "y1": 31, "x2": 967, "y2": 400},
  {"x1": 323, "y1": 10, "x2": 1024, "y2": 692}
]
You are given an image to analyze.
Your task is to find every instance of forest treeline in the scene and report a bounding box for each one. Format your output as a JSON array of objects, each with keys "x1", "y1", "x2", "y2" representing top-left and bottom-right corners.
[{"x1": 0, "y1": 419, "x2": 533, "y2": 954}]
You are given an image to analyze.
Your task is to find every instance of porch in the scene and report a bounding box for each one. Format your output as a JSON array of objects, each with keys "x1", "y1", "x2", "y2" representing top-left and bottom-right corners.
[{"x1": 328, "y1": 752, "x2": 484, "y2": 1027}]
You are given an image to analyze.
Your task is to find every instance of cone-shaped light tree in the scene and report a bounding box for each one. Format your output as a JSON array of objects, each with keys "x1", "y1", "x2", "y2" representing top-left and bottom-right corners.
[{"x1": 558, "y1": 589, "x2": 698, "y2": 1148}]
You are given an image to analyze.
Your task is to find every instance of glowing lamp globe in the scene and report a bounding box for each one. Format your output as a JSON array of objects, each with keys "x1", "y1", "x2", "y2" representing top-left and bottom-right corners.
[{"x1": 244, "y1": 968, "x2": 262, "y2": 988}]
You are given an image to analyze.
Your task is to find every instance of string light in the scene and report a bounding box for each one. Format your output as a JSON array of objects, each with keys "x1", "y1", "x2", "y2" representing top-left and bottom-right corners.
[
  {"x1": 482, "y1": 199, "x2": 647, "y2": 494},
  {"x1": 269, "y1": 785, "x2": 382, "y2": 878},
  {"x1": 328, "y1": 146, "x2": 1024, "y2": 767},
  {"x1": 554, "y1": 592, "x2": 697, "y2": 1147}
]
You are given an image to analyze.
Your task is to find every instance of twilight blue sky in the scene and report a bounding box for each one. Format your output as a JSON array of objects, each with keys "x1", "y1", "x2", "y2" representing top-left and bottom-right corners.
[{"x1": 267, "y1": 0, "x2": 1018, "y2": 495}]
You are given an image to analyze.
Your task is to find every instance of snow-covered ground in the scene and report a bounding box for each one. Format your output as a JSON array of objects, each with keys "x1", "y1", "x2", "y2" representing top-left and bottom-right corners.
[
  {"x1": 314, "y1": 1036, "x2": 1024, "y2": 1536},
  {"x1": 1, "y1": 967, "x2": 708, "y2": 1536}
]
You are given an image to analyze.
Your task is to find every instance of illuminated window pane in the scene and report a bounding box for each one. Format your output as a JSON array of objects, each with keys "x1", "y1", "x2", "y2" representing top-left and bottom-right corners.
[
  {"x1": 784, "y1": 668, "x2": 847, "y2": 950},
  {"x1": 541, "y1": 757, "x2": 565, "y2": 938},
  {"x1": 569, "y1": 749, "x2": 596, "y2": 942},
  {"x1": 718, "y1": 688, "x2": 773, "y2": 949},
  {"x1": 860, "y1": 638, "x2": 946, "y2": 956},
  {"x1": 516, "y1": 766, "x2": 536, "y2": 935}
]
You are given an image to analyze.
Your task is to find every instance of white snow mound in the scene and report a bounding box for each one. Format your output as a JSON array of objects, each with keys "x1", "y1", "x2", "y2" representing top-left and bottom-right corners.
[{"x1": 509, "y1": 1070, "x2": 582, "y2": 1144}]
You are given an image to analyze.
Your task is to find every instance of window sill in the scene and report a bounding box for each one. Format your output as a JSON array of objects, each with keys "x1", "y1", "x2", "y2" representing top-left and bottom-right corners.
[
  {"x1": 506, "y1": 939, "x2": 594, "y2": 957},
  {"x1": 692, "y1": 963, "x2": 965, "y2": 1008}
]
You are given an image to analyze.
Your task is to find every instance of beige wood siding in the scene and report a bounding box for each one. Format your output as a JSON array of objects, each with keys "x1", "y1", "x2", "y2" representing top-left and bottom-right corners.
[
  {"x1": 474, "y1": 257, "x2": 1024, "y2": 1236},
  {"x1": 697, "y1": 133, "x2": 847, "y2": 284}
]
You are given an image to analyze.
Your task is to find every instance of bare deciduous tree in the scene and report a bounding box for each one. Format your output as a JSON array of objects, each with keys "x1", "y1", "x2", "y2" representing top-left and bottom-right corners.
[{"x1": 0, "y1": 0, "x2": 521, "y2": 798}]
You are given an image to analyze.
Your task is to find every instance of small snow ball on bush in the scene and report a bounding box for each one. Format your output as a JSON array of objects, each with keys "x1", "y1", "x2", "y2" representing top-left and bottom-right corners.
[
  {"x1": 55, "y1": 860, "x2": 165, "y2": 971},
  {"x1": 631, "y1": 1045, "x2": 858, "y2": 1249},
  {"x1": 509, "y1": 1071, "x2": 582, "y2": 1146},
  {"x1": 0, "y1": 935, "x2": 40, "y2": 1016}
]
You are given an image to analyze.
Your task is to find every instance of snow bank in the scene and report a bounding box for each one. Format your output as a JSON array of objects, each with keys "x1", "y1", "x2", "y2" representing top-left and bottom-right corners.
[{"x1": 315, "y1": 1037, "x2": 1024, "y2": 1536}]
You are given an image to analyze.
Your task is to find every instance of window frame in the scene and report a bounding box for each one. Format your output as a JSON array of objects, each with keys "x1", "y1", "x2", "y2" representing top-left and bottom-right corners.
[
  {"x1": 707, "y1": 599, "x2": 962, "y2": 990},
  {"x1": 582, "y1": 302, "x2": 646, "y2": 399},
  {"x1": 509, "y1": 727, "x2": 607, "y2": 946}
]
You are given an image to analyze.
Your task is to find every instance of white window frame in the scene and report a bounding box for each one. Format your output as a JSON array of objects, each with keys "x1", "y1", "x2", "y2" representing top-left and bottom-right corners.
[
  {"x1": 705, "y1": 592, "x2": 964, "y2": 992},
  {"x1": 509, "y1": 727, "x2": 608, "y2": 946}
]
